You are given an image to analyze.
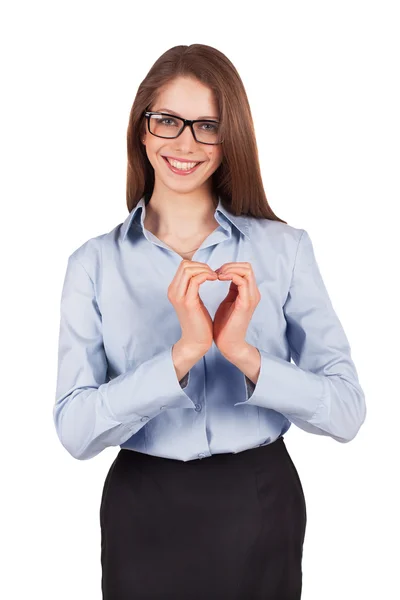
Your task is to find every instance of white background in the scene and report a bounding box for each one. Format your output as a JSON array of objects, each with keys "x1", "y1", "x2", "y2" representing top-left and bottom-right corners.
[{"x1": 1, "y1": 1, "x2": 398, "y2": 598}]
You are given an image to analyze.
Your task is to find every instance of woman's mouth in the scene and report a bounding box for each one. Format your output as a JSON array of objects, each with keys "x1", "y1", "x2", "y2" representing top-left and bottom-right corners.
[{"x1": 162, "y1": 156, "x2": 204, "y2": 175}]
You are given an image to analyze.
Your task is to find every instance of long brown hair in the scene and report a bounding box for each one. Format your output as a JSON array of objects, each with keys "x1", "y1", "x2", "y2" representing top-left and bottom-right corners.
[{"x1": 126, "y1": 44, "x2": 287, "y2": 224}]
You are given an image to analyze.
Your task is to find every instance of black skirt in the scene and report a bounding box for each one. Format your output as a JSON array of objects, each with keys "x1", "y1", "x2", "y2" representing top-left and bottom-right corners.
[{"x1": 100, "y1": 435, "x2": 307, "y2": 600}]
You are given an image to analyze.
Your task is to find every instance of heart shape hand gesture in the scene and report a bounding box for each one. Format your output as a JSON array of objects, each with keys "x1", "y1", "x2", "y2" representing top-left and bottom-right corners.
[{"x1": 167, "y1": 260, "x2": 261, "y2": 359}]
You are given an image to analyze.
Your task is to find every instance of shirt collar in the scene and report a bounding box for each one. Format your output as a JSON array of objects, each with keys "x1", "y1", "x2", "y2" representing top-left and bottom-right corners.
[{"x1": 121, "y1": 194, "x2": 250, "y2": 241}]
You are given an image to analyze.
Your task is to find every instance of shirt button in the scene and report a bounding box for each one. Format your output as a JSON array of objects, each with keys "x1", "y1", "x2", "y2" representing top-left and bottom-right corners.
[
  {"x1": 198, "y1": 453, "x2": 206, "y2": 459},
  {"x1": 160, "y1": 406, "x2": 167, "y2": 410},
  {"x1": 194, "y1": 404, "x2": 202, "y2": 412},
  {"x1": 140, "y1": 416, "x2": 149, "y2": 422}
]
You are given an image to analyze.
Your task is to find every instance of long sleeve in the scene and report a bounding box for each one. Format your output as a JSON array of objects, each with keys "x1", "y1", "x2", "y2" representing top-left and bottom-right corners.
[
  {"x1": 235, "y1": 229, "x2": 366, "y2": 443},
  {"x1": 53, "y1": 255, "x2": 195, "y2": 460}
]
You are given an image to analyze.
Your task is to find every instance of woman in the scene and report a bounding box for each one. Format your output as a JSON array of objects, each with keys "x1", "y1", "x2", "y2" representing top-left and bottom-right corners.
[{"x1": 53, "y1": 44, "x2": 366, "y2": 599}]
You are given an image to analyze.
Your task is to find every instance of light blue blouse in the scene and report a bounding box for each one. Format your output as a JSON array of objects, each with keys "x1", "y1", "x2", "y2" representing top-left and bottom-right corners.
[{"x1": 53, "y1": 195, "x2": 366, "y2": 460}]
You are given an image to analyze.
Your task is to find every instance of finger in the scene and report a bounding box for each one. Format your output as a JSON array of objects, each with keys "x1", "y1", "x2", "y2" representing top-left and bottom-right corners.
[
  {"x1": 186, "y1": 272, "x2": 218, "y2": 303},
  {"x1": 181, "y1": 259, "x2": 216, "y2": 274},
  {"x1": 175, "y1": 261, "x2": 216, "y2": 288},
  {"x1": 180, "y1": 262, "x2": 216, "y2": 280},
  {"x1": 216, "y1": 262, "x2": 250, "y2": 272},
  {"x1": 221, "y1": 272, "x2": 252, "y2": 311},
  {"x1": 218, "y1": 265, "x2": 252, "y2": 282},
  {"x1": 176, "y1": 268, "x2": 217, "y2": 300},
  {"x1": 218, "y1": 267, "x2": 260, "y2": 301},
  {"x1": 218, "y1": 264, "x2": 253, "y2": 278},
  {"x1": 218, "y1": 263, "x2": 251, "y2": 274}
]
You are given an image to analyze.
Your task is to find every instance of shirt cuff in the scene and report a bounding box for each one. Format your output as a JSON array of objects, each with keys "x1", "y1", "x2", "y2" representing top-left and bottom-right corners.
[
  {"x1": 103, "y1": 344, "x2": 197, "y2": 423},
  {"x1": 235, "y1": 348, "x2": 327, "y2": 422}
]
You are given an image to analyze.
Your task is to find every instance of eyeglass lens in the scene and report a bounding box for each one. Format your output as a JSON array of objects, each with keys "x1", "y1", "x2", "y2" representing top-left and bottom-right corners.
[{"x1": 148, "y1": 114, "x2": 222, "y2": 144}]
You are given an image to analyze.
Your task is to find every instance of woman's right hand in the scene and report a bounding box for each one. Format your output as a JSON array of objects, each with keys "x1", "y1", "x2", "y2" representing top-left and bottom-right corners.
[{"x1": 167, "y1": 260, "x2": 218, "y2": 355}]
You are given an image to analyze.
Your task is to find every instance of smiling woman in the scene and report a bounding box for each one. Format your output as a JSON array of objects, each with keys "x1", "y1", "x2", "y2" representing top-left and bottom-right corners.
[
  {"x1": 53, "y1": 42, "x2": 365, "y2": 600},
  {"x1": 138, "y1": 76, "x2": 226, "y2": 215}
]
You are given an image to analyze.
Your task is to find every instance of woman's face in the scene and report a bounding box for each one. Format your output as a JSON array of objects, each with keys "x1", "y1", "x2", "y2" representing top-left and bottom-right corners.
[{"x1": 142, "y1": 76, "x2": 223, "y2": 194}]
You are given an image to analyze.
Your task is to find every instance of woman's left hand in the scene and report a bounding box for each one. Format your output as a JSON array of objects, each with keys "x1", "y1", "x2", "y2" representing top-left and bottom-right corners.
[{"x1": 213, "y1": 262, "x2": 261, "y2": 358}]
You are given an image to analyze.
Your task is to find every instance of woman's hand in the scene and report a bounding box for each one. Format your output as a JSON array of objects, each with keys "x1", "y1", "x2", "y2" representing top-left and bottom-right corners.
[
  {"x1": 213, "y1": 262, "x2": 261, "y2": 358},
  {"x1": 168, "y1": 260, "x2": 218, "y2": 355}
]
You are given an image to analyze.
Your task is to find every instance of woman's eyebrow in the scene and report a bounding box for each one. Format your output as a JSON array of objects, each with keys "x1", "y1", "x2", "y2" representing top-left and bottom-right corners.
[{"x1": 154, "y1": 107, "x2": 219, "y2": 120}]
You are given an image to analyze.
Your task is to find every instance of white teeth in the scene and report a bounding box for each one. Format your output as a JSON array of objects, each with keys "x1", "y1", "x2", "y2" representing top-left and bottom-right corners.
[{"x1": 166, "y1": 157, "x2": 200, "y2": 170}]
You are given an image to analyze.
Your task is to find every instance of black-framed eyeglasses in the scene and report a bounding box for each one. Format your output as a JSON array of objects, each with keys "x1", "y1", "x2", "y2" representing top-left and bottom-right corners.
[{"x1": 143, "y1": 111, "x2": 224, "y2": 145}]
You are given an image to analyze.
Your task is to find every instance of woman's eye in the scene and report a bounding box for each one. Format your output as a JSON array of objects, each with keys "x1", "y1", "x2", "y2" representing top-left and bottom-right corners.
[
  {"x1": 160, "y1": 118, "x2": 177, "y2": 126},
  {"x1": 201, "y1": 123, "x2": 218, "y2": 131}
]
